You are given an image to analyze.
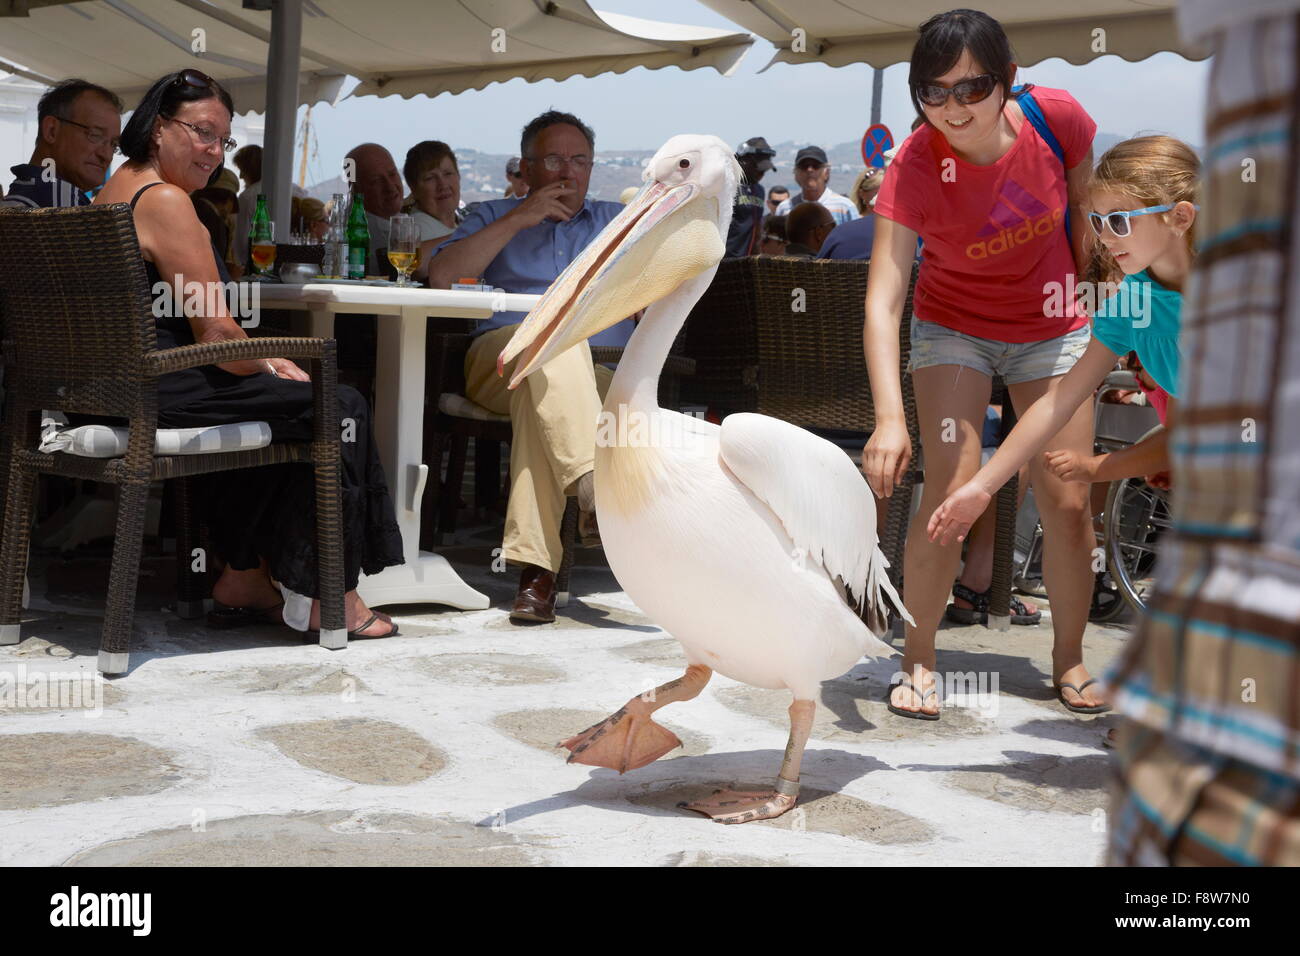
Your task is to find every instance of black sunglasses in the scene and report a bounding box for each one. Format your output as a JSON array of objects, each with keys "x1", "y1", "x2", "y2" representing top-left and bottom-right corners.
[
  {"x1": 174, "y1": 68, "x2": 216, "y2": 90},
  {"x1": 913, "y1": 73, "x2": 1000, "y2": 108}
]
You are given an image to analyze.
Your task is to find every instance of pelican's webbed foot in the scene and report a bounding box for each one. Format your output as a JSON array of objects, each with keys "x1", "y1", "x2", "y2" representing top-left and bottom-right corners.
[
  {"x1": 558, "y1": 665, "x2": 711, "y2": 773},
  {"x1": 678, "y1": 778, "x2": 800, "y2": 824},
  {"x1": 559, "y1": 706, "x2": 682, "y2": 773}
]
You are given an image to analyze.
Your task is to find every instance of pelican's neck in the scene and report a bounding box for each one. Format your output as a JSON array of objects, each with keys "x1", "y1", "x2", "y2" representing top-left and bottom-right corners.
[{"x1": 604, "y1": 267, "x2": 717, "y2": 416}]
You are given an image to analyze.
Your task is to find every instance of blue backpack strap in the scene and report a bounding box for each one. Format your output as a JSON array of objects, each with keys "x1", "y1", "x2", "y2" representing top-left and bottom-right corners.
[{"x1": 1012, "y1": 85, "x2": 1071, "y2": 236}]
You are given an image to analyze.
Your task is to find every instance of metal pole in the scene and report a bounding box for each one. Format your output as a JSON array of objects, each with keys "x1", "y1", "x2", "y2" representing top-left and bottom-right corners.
[
  {"x1": 870, "y1": 66, "x2": 883, "y2": 127},
  {"x1": 263, "y1": 0, "x2": 302, "y2": 242}
]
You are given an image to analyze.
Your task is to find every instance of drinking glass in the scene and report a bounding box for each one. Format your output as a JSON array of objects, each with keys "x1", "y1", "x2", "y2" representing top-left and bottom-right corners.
[
  {"x1": 387, "y1": 214, "x2": 418, "y2": 288},
  {"x1": 250, "y1": 219, "x2": 277, "y2": 279}
]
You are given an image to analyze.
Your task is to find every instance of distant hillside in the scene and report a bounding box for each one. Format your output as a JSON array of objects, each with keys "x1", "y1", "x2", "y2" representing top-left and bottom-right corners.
[{"x1": 307, "y1": 132, "x2": 1160, "y2": 204}]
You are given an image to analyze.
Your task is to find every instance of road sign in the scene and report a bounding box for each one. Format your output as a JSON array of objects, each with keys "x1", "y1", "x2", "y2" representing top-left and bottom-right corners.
[{"x1": 861, "y1": 124, "x2": 894, "y2": 168}]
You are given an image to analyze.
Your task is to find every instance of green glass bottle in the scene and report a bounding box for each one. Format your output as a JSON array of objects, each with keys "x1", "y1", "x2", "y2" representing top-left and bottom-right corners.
[
  {"x1": 249, "y1": 193, "x2": 274, "y2": 275},
  {"x1": 345, "y1": 193, "x2": 370, "y2": 279}
]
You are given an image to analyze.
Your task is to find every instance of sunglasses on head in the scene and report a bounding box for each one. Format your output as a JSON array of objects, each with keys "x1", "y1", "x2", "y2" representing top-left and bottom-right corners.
[
  {"x1": 913, "y1": 73, "x2": 999, "y2": 107},
  {"x1": 1088, "y1": 204, "x2": 1186, "y2": 238},
  {"x1": 174, "y1": 68, "x2": 216, "y2": 90}
]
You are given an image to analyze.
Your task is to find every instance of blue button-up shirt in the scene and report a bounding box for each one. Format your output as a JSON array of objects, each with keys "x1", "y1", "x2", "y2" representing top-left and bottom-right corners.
[{"x1": 434, "y1": 196, "x2": 634, "y2": 346}]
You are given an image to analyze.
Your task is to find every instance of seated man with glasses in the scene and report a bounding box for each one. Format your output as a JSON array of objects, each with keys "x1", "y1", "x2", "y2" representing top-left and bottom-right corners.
[
  {"x1": 429, "y1": 109, "x2": 633, "y2": 624},
  {"x1": 3, "y1": 78, "x2": 123, "y2": 209}
]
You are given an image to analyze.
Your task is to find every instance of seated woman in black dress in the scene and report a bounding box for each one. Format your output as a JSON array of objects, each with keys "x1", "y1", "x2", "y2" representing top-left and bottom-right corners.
[{"x1": 94, "y1": 70, "x2": 403, "y2": 637}]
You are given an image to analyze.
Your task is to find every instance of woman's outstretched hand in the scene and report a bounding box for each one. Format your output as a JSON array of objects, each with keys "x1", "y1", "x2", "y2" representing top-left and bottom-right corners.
[{"x1": 927, "y1": 480, "x2": 992, "y2": 546}]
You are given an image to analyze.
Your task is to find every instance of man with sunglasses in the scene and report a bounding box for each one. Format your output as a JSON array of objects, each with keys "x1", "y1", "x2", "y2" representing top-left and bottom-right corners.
[
  {"x1": 726, "y1": 136, "x2": 776, "y2": 257},
  {"x1": 3, "y1": 78, "x2": 123, "y2": 209},
  {"x1": 774, "y1": 146, "x2": 858, "y2": 226},
  {"x1": 430, "y1": 110, "x2": 633, "y2": 624}
]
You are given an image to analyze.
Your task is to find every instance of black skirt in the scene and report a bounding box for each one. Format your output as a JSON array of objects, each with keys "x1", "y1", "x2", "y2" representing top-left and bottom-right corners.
[{"x1": 157, "y1": 365, "x2": 404, "y2": 596}]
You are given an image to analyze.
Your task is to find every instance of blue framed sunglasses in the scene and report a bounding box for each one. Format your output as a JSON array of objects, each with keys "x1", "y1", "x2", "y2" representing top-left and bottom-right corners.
[{"x1": 1088, "y1": 204, "x2": 1184, "y2": 237}]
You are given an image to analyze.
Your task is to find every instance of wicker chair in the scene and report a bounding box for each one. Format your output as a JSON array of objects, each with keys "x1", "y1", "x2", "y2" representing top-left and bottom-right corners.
[
  {"x1": 0, "y1": 204, "x2": 347, "y2": 674},
  {"x1": 680, "y1": 255, "x2": 1022, "y2": 625},
  {"x1": 679, "y1": 257, "x2": 759, "y2": 415}
]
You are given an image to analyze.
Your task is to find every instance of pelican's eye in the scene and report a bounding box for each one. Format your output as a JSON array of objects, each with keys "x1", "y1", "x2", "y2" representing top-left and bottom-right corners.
[{"x1": 678, "y1": 158, "x2": 690, "y2": 169}]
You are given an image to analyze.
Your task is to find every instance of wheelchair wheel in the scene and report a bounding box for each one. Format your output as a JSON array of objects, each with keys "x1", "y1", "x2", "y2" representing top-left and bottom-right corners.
[
  {"x1": 1090, "y1": 570, "x2": 1129, "y2": 624},
  {"x1": 1103, "y1": 475, "x2": 1171, "y2": 616}
]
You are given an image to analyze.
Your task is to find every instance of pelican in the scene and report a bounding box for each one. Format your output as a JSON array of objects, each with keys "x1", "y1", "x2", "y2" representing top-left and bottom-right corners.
[{"x1": 499, "y1": 134, "x2": 914, "y2": 824}]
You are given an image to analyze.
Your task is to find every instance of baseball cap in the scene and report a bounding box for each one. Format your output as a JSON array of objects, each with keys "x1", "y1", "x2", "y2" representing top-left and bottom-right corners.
[
  {"x1": 736, "y1": 136, "x2": 776, "y2": 172},
  {"x1": 795, "y1": 146, "x2": 829, "y2": 167}
]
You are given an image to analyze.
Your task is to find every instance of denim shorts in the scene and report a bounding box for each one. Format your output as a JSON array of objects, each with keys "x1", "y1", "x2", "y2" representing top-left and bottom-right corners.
[{"x1": 906, "y1": 316, "x2": 1091, "y2": 385}]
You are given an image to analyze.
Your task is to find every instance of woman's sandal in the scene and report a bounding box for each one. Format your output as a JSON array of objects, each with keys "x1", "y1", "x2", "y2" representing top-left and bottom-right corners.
[
  {"x1": 206, "y1": 601, "x2": 285, "y2": 629},
  {"x1": 884, "y1": 676, "x2": 941, "y2": 721},
  {"x1": 945, "y1": 582, "x2": 989, "y2": 625},
  {"x1": 306, "y1": 612, "x2": 400, "y2": 640},
  {"x1": 946, "y1": 581, "x2": 1042, "y2": 626},
  {"x1": 1055, "y1": 677, "x2": 1112, "y2": 714}
]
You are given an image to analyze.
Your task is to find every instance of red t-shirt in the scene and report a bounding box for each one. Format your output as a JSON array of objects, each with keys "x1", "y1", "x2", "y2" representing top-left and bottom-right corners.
[{"x1": 875, "y1": 87, "x2": 1096, "y2": 342}]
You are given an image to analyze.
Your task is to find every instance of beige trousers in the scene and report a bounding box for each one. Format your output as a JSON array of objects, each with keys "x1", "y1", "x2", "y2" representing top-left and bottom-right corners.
[{"x1": 464, "y1": 323, "x2": 614, "y2": 572}]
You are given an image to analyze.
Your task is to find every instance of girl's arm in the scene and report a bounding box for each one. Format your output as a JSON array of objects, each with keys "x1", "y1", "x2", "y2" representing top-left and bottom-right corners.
[
  {"x1": 861, "y1": 215, "x2": 922, "y2": 498},
  {"x1": 1046, "y1": 396, "x2": 1176, "y2": 482},
  {"x1": 927, "y1": 335, "x2": 1119, "y2": 544}
]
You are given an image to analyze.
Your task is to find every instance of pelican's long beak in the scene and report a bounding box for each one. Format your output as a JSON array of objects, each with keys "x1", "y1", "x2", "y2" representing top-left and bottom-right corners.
[{"x1": 498, "y1": 179, "x2": 724, "y2": 389}]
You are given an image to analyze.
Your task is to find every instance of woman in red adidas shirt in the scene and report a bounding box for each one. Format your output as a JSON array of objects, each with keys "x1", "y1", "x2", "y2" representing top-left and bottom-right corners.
[{"x1": 865, "y1": 9, "x2": 1103, "y2": 719}]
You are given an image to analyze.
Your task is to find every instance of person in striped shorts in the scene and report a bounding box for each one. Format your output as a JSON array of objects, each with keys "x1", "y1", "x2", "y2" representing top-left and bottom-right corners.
[{"x1": 1106, "y1": 0, "x2": 1300, "y2": 866}]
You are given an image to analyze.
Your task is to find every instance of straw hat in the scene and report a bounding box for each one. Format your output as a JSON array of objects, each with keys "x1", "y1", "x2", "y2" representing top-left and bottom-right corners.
[
  {"x1": 293, "y1": 196, "x2": 326, "y2": 222},
  {"x1": 214, "y1": 168, "x2": 241, "y2": 194}
]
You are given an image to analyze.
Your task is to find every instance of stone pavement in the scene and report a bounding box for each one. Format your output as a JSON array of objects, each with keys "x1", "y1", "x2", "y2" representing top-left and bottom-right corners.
[{"x1": 0, "y1": 530, "x2": 1131, "y2": 866}]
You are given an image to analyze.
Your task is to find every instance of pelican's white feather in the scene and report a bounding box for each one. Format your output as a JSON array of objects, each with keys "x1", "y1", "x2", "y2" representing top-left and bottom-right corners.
[{"x1": 718, "y1": 413, "x2": 915, "y2": 635}]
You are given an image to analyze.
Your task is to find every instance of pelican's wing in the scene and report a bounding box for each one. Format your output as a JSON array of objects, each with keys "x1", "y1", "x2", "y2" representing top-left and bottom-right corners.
[{"x1": 718, "y1": 413, "x2": 915, "y2": 635}]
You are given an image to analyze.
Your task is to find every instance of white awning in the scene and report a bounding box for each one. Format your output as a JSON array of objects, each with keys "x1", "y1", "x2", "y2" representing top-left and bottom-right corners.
[
  {"x1": 696, "y1": 0, "x2": 1206, "y2": 70},
  {"x1": 0, "y1": 0, "x2": 753, "y2": 114}
]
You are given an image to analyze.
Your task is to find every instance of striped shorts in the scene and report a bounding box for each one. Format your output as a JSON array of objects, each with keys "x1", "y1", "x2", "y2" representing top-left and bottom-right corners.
[{"x1": 1106, "y1": 10, "x2": 1300, "y2": 866}]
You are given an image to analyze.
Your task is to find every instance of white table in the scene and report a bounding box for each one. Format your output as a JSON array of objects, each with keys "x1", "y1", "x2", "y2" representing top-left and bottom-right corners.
[{"x1": 255, "y1": 283, "x2": 540, "y2": 610}]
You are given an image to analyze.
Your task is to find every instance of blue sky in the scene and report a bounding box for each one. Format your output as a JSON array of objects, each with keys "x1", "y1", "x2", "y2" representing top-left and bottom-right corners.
[{"x1": 295, "y1": 1, "x2": 1209, "y2": 185}]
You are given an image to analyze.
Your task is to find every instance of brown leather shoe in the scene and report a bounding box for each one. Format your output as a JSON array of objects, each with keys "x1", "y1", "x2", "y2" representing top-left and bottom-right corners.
[{"x1": 510, "y1": 564, "x2": 556, "y2": 623}]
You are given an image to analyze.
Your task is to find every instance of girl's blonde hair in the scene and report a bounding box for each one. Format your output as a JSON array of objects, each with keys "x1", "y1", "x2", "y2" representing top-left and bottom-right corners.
[
  {"x1": 849, "y1": 167, "x2": 884, "y2": 215},
  {"x1": 1084, "y1": 135, "x2": 1201, "y2": 287}
]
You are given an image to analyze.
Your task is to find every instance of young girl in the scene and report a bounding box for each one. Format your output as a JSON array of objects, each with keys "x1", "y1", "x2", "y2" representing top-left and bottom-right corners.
[{"x1": 928, "y1": 136, "x2": 1200, "y2": 678}]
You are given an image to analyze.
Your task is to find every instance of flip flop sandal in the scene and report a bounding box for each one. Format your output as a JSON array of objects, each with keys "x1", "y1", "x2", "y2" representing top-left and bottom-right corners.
[
  {"x1": 206, "y1": 601, "x2": 285, "y2": 629},
  {"x1": 306, "y1": 611, "x2": 400, "y2": 640},
  {"x1": 1055, "y1": 677, "x2": 1112, "y2": 714},
  {"x1": 884, "y1": 676, "x2": 941, "y2": 721}
]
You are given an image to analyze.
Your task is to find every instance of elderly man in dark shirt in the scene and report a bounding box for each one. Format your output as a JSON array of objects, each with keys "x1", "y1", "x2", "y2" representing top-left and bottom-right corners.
[{"x1": 3, "y1": 79, "x2": 122, "y2": 209}]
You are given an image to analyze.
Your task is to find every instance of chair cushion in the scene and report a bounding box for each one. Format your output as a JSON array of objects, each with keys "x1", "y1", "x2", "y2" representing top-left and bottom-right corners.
[
  {"x1": 39, "y1": 412, "x2": 272, "y2": 458},
  {"x1": 438, "y1": 393, "x2": 510, "y2": 423}
]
